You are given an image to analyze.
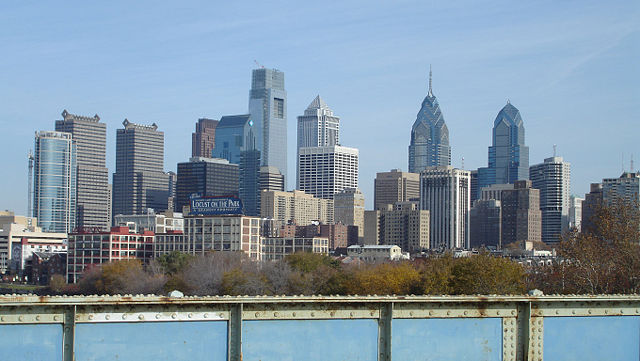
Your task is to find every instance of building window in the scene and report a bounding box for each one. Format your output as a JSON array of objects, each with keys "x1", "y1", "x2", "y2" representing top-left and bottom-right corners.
[{"x1": 274, "y1": 98, "x2": 284, "y2": 118}]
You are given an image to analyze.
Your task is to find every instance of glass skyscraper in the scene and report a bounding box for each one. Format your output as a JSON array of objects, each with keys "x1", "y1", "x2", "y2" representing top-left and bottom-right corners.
[
  {"x1": 477, "y1": 101, "x2": 529, "y2": 196},
  {"x1": 212, "y1": 114, "x2": 256, "y2": 164},
  {"x1": 33, "y1": 131, "x2": 77, "y2": 233},
  {"x1": 408, "y1": 69, "x2": 451, "y2": 173},
  {"x1": 249, "y1": 68, "x2": 287, "y2": 187}
]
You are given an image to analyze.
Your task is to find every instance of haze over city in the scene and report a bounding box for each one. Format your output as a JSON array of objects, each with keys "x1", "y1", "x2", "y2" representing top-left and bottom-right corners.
[{"x1": 1, "y1": 0, "x2": 638, "y2": 212}]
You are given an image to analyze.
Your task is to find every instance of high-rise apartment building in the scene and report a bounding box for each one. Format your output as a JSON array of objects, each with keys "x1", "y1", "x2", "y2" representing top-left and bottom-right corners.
[
  {"x1": 260, "y1": 190, "x2": 333, "y2": 226},
  {"x1": 248, "y1": 68, "x2": 288, "y2": 186},
  {"x1": 569, "y1": 195, "x2": 584, "y2": 232},
  {"x1": 374, "y1": 169, "x2": 420, "y2": 210},
  {"x1": 112, "y1": 120, "x2": 169, "y2": 217},
  {"x1": 408, "y1": 69, "x2": 451, "y2": 173},
  {"x1": 55, "y1": 110, "x2": 110, "y2": 230},
  {"x1": 602, "y1": 172, "x2": 640, "y2": 206},
  {"x1": 192, "y1": 118, "x2": 219, "y2": 158},
  {"x1": 420, "y1": 166, "x2": 470, "y2": 249},
  {"x1": 33, "y1": 131, "x2": 77, "y2": 233},
  {"x1": 298, "y1": 146, "x2": 358, "y2": 200},
  {"x1": 175, "y1": 157, "x2": 239, "y2": 212},
  {"x1": 477, "y1": 102, "x2": 529, "y2": 195},
  {"x1": 500, "y1": 180, "x2": 542, "y2": 245},
  {"x1": 530, "y1": 156, "x2": 571, "y2": 244},
  {"x1": 333, "y1": 188, "x2": 365, "y2": 240},
  {"x1": 378, "y1": 202, "x2": 430, "y2": 253},
  {"x1": 469, "y1": 199, "x2": 501, "y2": 249}
]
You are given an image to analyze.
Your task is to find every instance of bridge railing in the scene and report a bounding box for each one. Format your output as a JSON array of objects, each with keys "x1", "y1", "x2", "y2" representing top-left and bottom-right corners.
[{"x1": 0, "y1": 294, "x2": 638, "y2": 360}]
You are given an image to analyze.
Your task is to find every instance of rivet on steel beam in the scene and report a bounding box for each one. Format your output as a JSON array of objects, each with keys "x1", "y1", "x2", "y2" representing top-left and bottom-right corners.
[
  {"x1": 292, "y1": 312, "x2": 297, "y2": 317},
  {"x1": 311, "y1": 312, "x2": 315, "y2": 317},
  {"x1": 429, "y1": 310, "x2": 434, "y2": 316},
  {"x1": 409, "y1": 311, "x2": 414, "y2": 316},
  {"x1": 88, "y1": 315, "x2": 94, "y2": 320},
  {"x1": 446, "y1": 311, "x2": 451, "y2": 316},
  {"x1": 0, "y1": 316, "x2": 4, "y2": 322},
  {"x1": 138, "y1": 315, "x2": 144, "y2": 320},
  {"x1": 18, "y1": 316, "x2": 23, "y2": 322},
  {"x1": 172, "y1": 313, "x2": 177, "y2": 319},
  {"x1": 255, "y1": 312, "x2": 259, "y2": 317},
  {"x1": 555, "y1": 310, "x2": 560, "y2": 315},
  {"x1": 463, "y1": 311, "x2": 468, "y2": 316},
  {"x1": 604, "y1": 310, "x2": 608, "y2": 314},
  {"x1": 330, "y1": 311, "x2": 335, "y2": 317},
  {"x1": 538, "y1": 328, "x2": 542, "y2": 332},
  {"x1": 370, "y1": 311, "x2": 375, "y2": 316},
  {"x1": 274, "y1": 312, "x2": 279, "y2": 317},
  {"x1": 588, "y1": 309, "x2": 592, "y2": 314},
  {"x1": 511, "y1": 310, "x2": 516, "y2": 315},
  {"x1": 496, "y1": 311, "x2": 500, "y2": 315},
  {"x1": 204, "y1": 313, "x2": 208, "y2": 319},
  {"x1": 188, "y1": 313, "x2": 193, "y2": 318},
  {"x1": 350, "y1": 312, "x2": 354, "y2": 317},
  {"x1": 65, "y1": 327, "x2": 70, "y2": 332},
  {"x1": 538, "y1": 320, "x2": 542, "y2": 325},
  {"x1": 122, "y1": 315, "x2": 127, "y2": 320},
  {"x1": 156, "y1": 314, "x2": 161, "y2": 319},
  {"x1": 620, "y1": 310, "x2": 624, "y2": 314},
  {"x1": 105, "y1": 315, "x2": 110, "y2": 320},
  {"x1": 64, "y1": 344, "x2": 69, "y2": 350}
]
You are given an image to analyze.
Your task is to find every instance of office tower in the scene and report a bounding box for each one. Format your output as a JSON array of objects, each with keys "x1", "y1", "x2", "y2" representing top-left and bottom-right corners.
[
  {"x1": 112, "y1": 120, "x2": 169, "y2": 217},
  {"x1": 569, "y1": 195, "x2": 584, "y2": 232},
  {"x1": 192, "y1": 118, "x2": 219, "y2": 158},
  {"x1": 333, "y1": 188, "x2": 365, "y2": 240},
  {"x1": 298, "y1": 146, "x2": 358, "y2": 200},
  {"x1": 469, "y1": 199, "x2": 502, "y2": 249},
  {"x1": 259, "y1": 166, "x2": 284, "y2": 193},
  {"x1": 408, "y1": 69, "x2": 451, "y2": 173},
  {"x1": 175, "y1": 157, "x2": 240, "y2": 212},
  {"x1": 477, "y1": 102, "x2": 529, "y2": 191},
  {"x1": 55, "y1": 110, "x2": 110, "y2": 230},
  {"x1": 374, "y1": 169, "x2": 420, "y2": 210},
  {"x1": 364, "y1": 210, "x2": 381, "y2": 245},
  {"x1": 602, "y1": 172, "x2": 640, "y2": 206},
  {"x1": 33, "y1": 131, "x2": 77, "y2": 233},
  {"x1": 480, "y1": 184, "x2": 514, "y2": 201},
  {"x1": 378, "y1": 202, "x2": 430, "y2": 253},
  {"x1": 500, "y1": 180, "x2": 542, "y2": 245},
  {"x1": 581, "y1": 183, "x2": 603, "y2": 233},
  {"x1": 212, "y1": 115, "x2": 255, "y2": 164},
  {"x1": 297, "y1": 95, "x2": 340, "y2": 150},
  {"x1": 166, "y1": 171, "x2": 177, "y2": 211},
  {"x1": 530, "y1": 157, "x2": 571, "y2": 244},
  {"x1": 420, "y1": 166, "x2": 470, "y2": 249},
  {"x1": 260, "y1": 190, "x2": 333, "y2": 226},
  {"x1": 240, "y1": 149, "x2": 261, "y2": 216},
  {"x1": 248, "y1": 68, "x2": 287, "y2": 185},
  {"x1": 470, "y1": 170, "x2": 479, "y2": 203}
]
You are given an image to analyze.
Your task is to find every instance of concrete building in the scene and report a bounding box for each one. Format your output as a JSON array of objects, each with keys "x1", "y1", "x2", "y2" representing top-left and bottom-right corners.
[
  {"x1": 261, "y1": 190, "x2": 333, "y2": 226},
  {"x1": 55, "y1": 110, "x2": 110, "y2": 230},
  {"x1": 346, "y1": 245, "x2": 408, "y2": 262},
  {"x1": 363, "y1": 210, "x2": 381, "y2": 246},
  {"x1": 500, "y1": 180, "x2": 542, "y2": 245},
  {"x1": 0, "y1": 211, "x2": 67, "y2": 275},
  {"x1": 297, "y1": 145, "x2": 359, "y2": 200},
  {"x1": 281, "y1": 223, "x2": 355, "y2": 250},
  {"x1": 374, "y1": 169, "x2": 420, "y2": 210},
  {"x1": 378, "y1": 202, "x2": 430, "y2": 253},
  {"x1": 480, "y1": 183, "x2": 514, "y2": 201},
  {"x1": 33, "y1": 131, "x2": 77, "y2": 233},
  {"x1": 184, "y1": 215, "x2": 262, "y2": 260},
  {"x1": 249, "y1": 68, "x2": 288, "y2": 186},
  {"x1": 408, "y1": 68, "x2": 451, "y2": 172},
  {"x1": 260, "y1": 237, "x2": 329, "y2": 261},
  {"x1": 192, "y1": 118, "x2": 219, "y2": 158},
  {"x1": 477, "y1": 101, "x2": 530, "y2": 191},
  {"x1": 114, "y1": 210, "x2": 184, "y2": 233},
  {"x1": 175, "y1": 157, "x2": 239, "y2": 212},
  {"x1": 67, "y1": 227, "x2": 154, "y2": 283},
  {"x1": 530, "y1": 157, "x2": 571, "y2": 244},
  {"x1": 153, "y1": 231, "x2": 187, "y2": 258},
  {"x1": 602, "y1": 172, "x2": 640, "y2": 206},
  {"x1": 259, "y1": 166, "x2": 284, "y2": 193},
  {"x1": 569, "y1": 195, "x2": 584, "y2": 232},
  {"x1": 112, "y1": 120, "x2": 169, "y2": 217},
  {"x1": 333, "y1": 188, "x2": 365, "y2": 241},
  {"x1": 581, "y1": 183, "x2": 603, "y2": 233},
  {"x1": 420, "y1": 166, "x2": 471, "y2": 249},
  {"x1": 469, "y1": 199, "x2": 502, "y2": 249}
]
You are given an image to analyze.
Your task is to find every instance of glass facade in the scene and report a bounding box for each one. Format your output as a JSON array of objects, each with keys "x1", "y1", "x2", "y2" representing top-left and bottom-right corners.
[
  {"x1": 408, "y1": 73, "x2": 451, "y2": 173},
  {"x1": 33, "y1": 131, "x2": 77, "y2": 233},
  {"x1": 212, "y1": 115, "x2": 255, "y2": 165}
]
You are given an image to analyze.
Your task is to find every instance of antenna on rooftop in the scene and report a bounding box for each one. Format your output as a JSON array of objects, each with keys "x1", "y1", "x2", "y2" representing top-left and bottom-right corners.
[
  {"x1": 27, "y1": 150, "x2": 34, "y2": 217},
  {"x1": 428, "y1": 64, "x2": 433, "y2": 96},
  {"x1": 631, "y1": 154, "x2": 635, "y2": 173},
  {"x1": 622, "y1": 153, "x2": 625, "y2": 173},
  {"x1": 461, "y1": 156, "x2": 465, "y2": 170},
  {"x1": 553, "y1": 144, "x2": 557, "y2": 157}
]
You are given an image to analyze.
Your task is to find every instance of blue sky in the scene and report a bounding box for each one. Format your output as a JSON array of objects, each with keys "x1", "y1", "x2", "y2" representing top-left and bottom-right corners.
[{"x1": 1, "y1": 0, "x2": 638, "y2": 213}]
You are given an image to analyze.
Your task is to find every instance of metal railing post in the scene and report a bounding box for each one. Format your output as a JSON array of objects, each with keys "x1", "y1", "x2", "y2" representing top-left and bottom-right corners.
[
  {"x1": 378, "y1": 302, "x2": 393, "y2": 361},
  {"x1": 62, "y1": 305, "x2": 76, "y2": 361},
  {"x1": 228, "y1": 303, "x2": 243, "y2": 361}
]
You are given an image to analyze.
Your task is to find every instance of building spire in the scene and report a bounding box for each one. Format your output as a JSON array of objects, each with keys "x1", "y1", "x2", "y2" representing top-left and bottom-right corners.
[{"x1": 428, "y1": 65, "x2": 433, "y2": 96}]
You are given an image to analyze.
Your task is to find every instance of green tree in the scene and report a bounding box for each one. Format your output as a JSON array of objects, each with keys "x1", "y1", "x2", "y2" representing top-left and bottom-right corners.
[{"x1": 450, "y1": 252, "x2": 525, "y2": 295}]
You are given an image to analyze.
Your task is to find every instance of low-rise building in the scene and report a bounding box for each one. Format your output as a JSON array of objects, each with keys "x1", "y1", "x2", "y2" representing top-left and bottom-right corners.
[
  {"x1": 346, "y1": 245, "x2": 408, "y2": 262},
  {"x1": 183, "y1": 215, "x2": 262, "y2": 260},
  {"x1": 67, "y1": 227, "x2": 154, "y2": 283},
  {"x1": 153, "y1": 231, "x2": 187, "y2": 257},
  {"x1": 261, "y1": 190, "x2": 333, "y2": 226},
  {"x1": 114, "y1": 210, "x2": 184, "y2": 233},
  {"x1": 261, "y1": 237, "x2": 329, "y2": 261}
]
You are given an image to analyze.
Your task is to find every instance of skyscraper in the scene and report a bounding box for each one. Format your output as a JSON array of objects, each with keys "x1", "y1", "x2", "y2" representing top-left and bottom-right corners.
[
  {"x1": 33, "y1": 131, "x2": 77, "y2": 233},
  {"x1": 297, "y1": 145, "x2": 359, "y2": 200},
  {"x1": 112, "y1": 120, "x2": 169, "y2": 217},
  {"x1": 212, "y1": 115, "x2": 255, "y2": 165},
  {"x1": 581, "y1": 183, "x2": 603, "y2": 233},
  {"x1": 602, "y1": 172, "x2": 640, "y2": 206},
  {"x1": 333, "y1": 188, "x2": 365, "y2": 241},
  {"x1": 500, "y1": 180, "x2": 542, "y2": 245},
  {"x1": 530, "y1": 156, "x2": 571, "y2": 244},
  {"x1": 248, "y1": 68, "x2": 287, "y2": 186},
  {"x1": 408, "y1": 69, "x2": 451, "y2": 173},
  {"x1": 192, "y1": 118, "x2": 219, "y2": 158},
  {"x1": 240, "y1": 149, "x2": 261, "y2": 216},
  {"x1": 420, "y1": 166, "x2": 470, "y2": 249},
  {"x1": 55, "y1": 110, "x2": 110, "y2": 230},
  {"x1": 477, "y1": 101, "x2": 529, "y2": 195},
  {"x1": 374, "y1": 169, "x2": 420, "y2": 210},
  {"x1": 297, "y1": 95, "x2": 340, "y2": 150}
]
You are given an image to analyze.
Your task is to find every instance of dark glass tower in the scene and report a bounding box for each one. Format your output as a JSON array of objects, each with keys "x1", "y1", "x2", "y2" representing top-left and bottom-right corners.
[
  {"x1": 408, "y1": 68, "x2": 451, "y2": 173},
  {"x1": 477, "y1": 101, "x2": 529, "y2": 196}
]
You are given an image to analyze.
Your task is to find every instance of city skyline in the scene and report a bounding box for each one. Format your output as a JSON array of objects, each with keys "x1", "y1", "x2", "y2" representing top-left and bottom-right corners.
[{"x1": 1, "y1": 1, "x2": 638, "y2": 213}]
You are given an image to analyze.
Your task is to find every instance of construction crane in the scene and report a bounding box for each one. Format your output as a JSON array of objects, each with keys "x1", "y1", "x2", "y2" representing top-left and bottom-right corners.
[
  {"x1": 254, "y1": 59, "x2": 265, "y2": 69},
  {"x1": 27, "y1": 150, "x2": 34, "y2": 217}
]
